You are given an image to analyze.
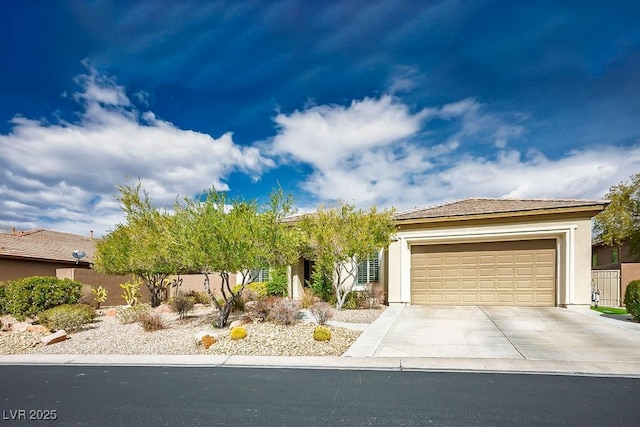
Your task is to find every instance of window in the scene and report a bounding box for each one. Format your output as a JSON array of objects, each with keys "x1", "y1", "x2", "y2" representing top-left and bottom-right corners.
[
  {"x1": 357, "y1": 252, "x2": 379, "y2": 285},
  {"x1": 612, "y1": 248, "x2": 619, "y2": 264},
  {"x1": 592, "y1": 253, "x2": 598, "y2": 268},
  {"x1": 251, "y1": 268, "x2": 270, "y2": 282}
]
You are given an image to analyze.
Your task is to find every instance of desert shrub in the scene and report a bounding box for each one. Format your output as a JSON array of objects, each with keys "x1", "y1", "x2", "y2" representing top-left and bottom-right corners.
[
  {"x1": 38, "y1": 304, "x2": 96, "y2": 331},
  {"x1": 230, "y1": 326, "x2": 247, "y2": 340},
  {"x1": 137, "y1": 311, "x2": 166, "y2": 331},
  {"x1": 310, "y1": 301, "x2": 334, "y2": 325},
  {"x1": 0, "y1": 282, "x2": 8, "y2": 315},
  {"x1": 265, "y1": 266, "x2": 288, "y2": 297},
  {"x1": 359, "y1": 282, "x2": 386, "y2": 308},
  {"x1": 313, "y1": 325, "x2": 331, "y2": 341},
  {"x1": 341, "y1": 291, "x2": 358, "y2": 310},
  {"x1": 624, "y1": 280, "x2": 640, "y2": 322},
  {"x1": 116, "y1": 303, "x2": 152, "y2": 324},
  {"x1": 269, "y1": 298, "x2": 300, "y2": 326},
  {"x1": 78, "y1": 284, "x2": 94, "y2": 307},
  {"x1": 246, "y1": 296, "x2": 277, "y2": 322},
  {"x1": 171, "y1": 293, "x2": 195, "y2": 319},
  {"x1": 232, "y1": 282, "x2": 267, "y2": 298},
  {"x1": 309, "y1": 267, "x2": 334, "y2": 302},
  {"x1": 185, "y1": 290, "x2": 211, "y2": 305},
  {"x1": 301, "y1": 288, "x2": 320, "y2": 309},
  {"x1": 4, "y1": 276, "x2": 82, "y2": 320}
]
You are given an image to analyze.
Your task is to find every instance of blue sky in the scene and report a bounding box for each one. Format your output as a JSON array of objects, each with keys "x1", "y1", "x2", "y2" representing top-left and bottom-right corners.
[{"x1": 1, "y1": 0, "x2": 639, "y2": 236}]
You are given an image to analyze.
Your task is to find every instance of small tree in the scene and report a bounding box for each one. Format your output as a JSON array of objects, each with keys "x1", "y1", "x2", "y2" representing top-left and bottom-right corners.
[
  {"x1": 594, "y1": 173, "x2": 640, "y2": 257},
  {"x1": 177, "y1": 187, "x2": 300, "y2": 327},
  {"x1": 300, "y1": 203, "x2": 395, "y2": 309},
  {"x1": 93, "y1": 181, "x2": 184, "y2": 307}
]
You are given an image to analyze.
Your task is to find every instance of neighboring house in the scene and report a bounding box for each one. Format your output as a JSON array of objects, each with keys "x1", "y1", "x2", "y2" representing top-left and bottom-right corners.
[
  {"x1": 592, "y1": 241, "x2": 640, "y2": 304},
  {"x1": 0, "y1": 228, "x2": 137, "y2": 306},
  {"x1": 289, "y1": 198, "x2": 608, "y2": 308},
  {"x1": 0, "y1": 228, "x2": 95, "y2": 282}
]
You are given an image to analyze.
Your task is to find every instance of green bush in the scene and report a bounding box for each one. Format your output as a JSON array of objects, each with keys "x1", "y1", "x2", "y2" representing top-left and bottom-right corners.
[
  {"x1": 4, "y1": 276, "x2": 83, "y2": 320},
  {"x1": 116, "y1": 303, "x2": 152, "y2": 324},
  {"x1": 624, "y1": 280, "x2": 640, "y2": 322},
  {"x1": 0, "y1": 282, "x2": 8, "y2": 315},
  {"x1": 185, "y1": 290, "x2": 211, "y2": 305},
  {"x1": 265, "y1": 266, "x2": 289, "y2": 297},
  {"x1": 38, "y1": 304, "x2": 96, "y2": 331},
  {"x1": 309, "y1": 267, "x2": 333, "y2": 302}
]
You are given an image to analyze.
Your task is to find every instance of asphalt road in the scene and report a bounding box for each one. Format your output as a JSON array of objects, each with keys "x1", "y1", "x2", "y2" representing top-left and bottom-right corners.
[{"x1": 1, "y1": 366, "x2": 639, "y2": 426}]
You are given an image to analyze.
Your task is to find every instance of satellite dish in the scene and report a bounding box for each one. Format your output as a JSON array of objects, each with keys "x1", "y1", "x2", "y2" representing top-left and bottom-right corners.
[{"x1": 72, "y1": 250, "x2": 86, "y2": 264}]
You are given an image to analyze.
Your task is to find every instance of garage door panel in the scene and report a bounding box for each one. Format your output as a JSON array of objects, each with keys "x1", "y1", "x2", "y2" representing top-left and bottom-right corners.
[{"x1": 411, "y1": 239, "x2": 556, "y2": 307}]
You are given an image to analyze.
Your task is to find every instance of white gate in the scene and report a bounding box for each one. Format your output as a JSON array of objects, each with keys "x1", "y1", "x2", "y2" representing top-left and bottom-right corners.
[{"x1": 591, "y1": 270, "x2": 621, "y2": 307}]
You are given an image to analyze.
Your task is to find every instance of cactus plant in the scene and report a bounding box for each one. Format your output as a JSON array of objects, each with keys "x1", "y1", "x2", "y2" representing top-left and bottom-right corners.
[
  {"x1": 120, "y1": 280, "x2": 141, "y2": 306},
  {"x1": 230, "y1": 326, "x2": 247, "y2": 340},
  {"x1": 91, "y1": 286, "x2": 108, "y2": 308},
  {"x1": 313, "y1": 325, "x2": 331, "y2": 341}
]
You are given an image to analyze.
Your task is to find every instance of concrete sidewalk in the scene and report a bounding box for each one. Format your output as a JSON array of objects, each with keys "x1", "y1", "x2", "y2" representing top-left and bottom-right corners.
[
  {"x1": 1, "y1": 353, "x2": 640, "y2": 378},
  {"x1": 2, "y1": 305, "x2": 639, "y2": 378}
]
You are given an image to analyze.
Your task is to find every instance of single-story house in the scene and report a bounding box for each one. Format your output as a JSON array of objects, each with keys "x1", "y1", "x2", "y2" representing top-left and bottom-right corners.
[
  {"x1": 0, "y1": 228, "x2": 95, "y2": 282},
  {"x1": 289, "y1": 198, "x2": 608, "y2": 308},
  {"x1": 0, "y1": 228, "x2": 137, "y2": 306}
]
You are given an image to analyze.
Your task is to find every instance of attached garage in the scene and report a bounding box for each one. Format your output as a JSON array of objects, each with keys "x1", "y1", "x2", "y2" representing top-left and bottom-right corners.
[
  {"x1": 410, "y1": 239, "x2": 556, "y2": 306},
  {"x1": 385, "y1": 197, "x2": 608, "y2": 308}
]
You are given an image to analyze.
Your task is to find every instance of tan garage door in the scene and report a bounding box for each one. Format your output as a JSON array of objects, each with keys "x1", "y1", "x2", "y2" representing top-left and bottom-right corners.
[{"x1": 411, "y1": 240, "x2": 556, "y2": 306}]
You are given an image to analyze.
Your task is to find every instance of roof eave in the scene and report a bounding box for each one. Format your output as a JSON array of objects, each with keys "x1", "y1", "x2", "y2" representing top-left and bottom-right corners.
[{"x1": 394, "y1": 204, "x2": 609, "y2": 226}]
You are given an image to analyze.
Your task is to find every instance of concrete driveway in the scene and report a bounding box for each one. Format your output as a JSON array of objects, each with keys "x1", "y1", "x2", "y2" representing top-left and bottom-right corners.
[{"x1": 347, "y1": 305, "x2": 640, "y2": 363}]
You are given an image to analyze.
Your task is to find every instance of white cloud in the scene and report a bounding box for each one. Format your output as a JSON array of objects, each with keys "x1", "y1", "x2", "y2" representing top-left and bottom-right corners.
[
  {"x1": 267, "y1": 94, "x2": 638, "y2": 210},
  {"x1": 0, "y1": 65, "x2": 273, "y2": 236},
  {"x1": 270, "y1": 95, "x2": 431, "y2": 169}
]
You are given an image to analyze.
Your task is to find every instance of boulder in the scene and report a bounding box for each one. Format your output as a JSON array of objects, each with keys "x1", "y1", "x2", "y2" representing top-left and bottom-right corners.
[
  {"x1": 155, "y1": 304, "x2": 173, "y2": 314},
  {"x1": 229, "y1": 316, "x2": 252, "y2": 329},
  {"x1": 26, "y1": 325, "x2": 49, "y2": 334},
  {"x1": 202, "y1": 335, "x2": 216, "y2": 349},
  {"x1": 41, "y1": 330, "x2": 67, "y2": 346},
  {"x1": 194, "y1": 331, "x2": 216, "y2": 345},
  {"x1": 10, "y1": 322, "x2": 31, "y2": 333}
]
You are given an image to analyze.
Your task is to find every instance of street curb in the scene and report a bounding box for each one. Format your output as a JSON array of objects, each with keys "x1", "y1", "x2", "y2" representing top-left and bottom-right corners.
[{"x1": 2, "y1": 354, "x2": 639, "y2": 378}]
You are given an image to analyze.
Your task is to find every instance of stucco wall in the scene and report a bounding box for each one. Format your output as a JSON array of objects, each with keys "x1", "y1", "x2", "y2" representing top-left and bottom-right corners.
[
  {"x1": 170, "y1": 273, "x2": 236, "y2": 298},
  {"x1": 387, "y1": 215, "x2": 594, "y2": 307},
  {"x1": 56, "y1": 268, "x2": 139, "y2": 306},
  {"x1": 621, "y1": 263, "x2": 640, "y2": 303},
  {"x1": 0, "y1": 258, "x2": 87, "y2": 283}
]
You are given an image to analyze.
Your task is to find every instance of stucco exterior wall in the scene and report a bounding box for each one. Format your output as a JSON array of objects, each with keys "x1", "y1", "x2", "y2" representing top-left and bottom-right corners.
[
  {"x1": 387, "y1": 215, "x2": 594, "y2": 307},
  {"x1": 621, "y1": 263, "x2": 640, "y2": 302},
  {"x1": 172, "y1": 273, "x2": 236, "y2": 298},
  {"x1": 0, "y1": 258, "x2": 88, "y2": 283},
  {"x1": 56, "y1": 268, "x2": 139, "y2": 306}
]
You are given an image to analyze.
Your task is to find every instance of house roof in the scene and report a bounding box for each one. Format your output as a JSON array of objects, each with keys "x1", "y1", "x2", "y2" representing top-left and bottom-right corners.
[
  {"x1": 0, "y1": 229, "x2": 96, "y2": 264},
  {"x1": 394, "y1": 198, "x2": 609, "y2": 223}
]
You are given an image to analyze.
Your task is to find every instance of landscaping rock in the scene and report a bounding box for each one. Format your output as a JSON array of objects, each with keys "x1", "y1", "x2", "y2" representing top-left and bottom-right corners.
[
  {"x1": 194, "y1": 331, "x2": 216, "y2": 345},
  {"x1": 41, "y1": 330, "x2": 67, "y2": 346},
  {"x1": 155, "y1": 304, "x2": 173, "y2": 314},
  {"x1": 229, "y1": 316, "x2": 252, "y2": 329},
  {"x1": 26, "y1": 325, "x2": 49, "y2": 334},
  {"x1": 11, "y1": 322, "x2": 31, "y2": 333}
]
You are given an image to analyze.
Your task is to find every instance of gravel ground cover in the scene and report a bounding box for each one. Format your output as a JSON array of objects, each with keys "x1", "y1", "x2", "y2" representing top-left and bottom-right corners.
[{"x1": 0, "y1": 305, "x2": 385, "y2": 357}]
